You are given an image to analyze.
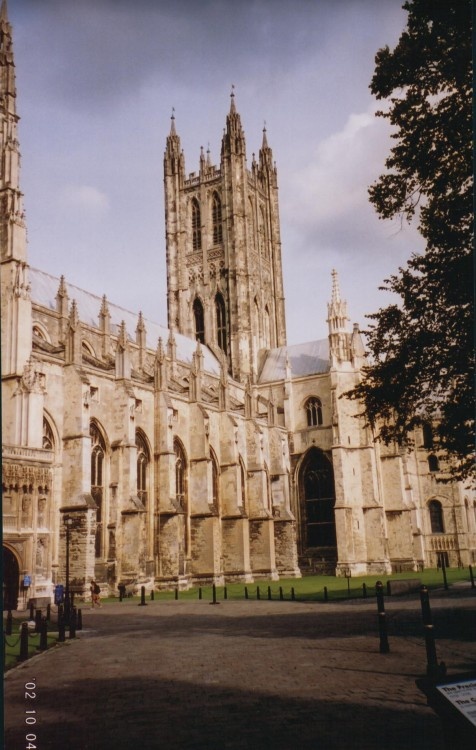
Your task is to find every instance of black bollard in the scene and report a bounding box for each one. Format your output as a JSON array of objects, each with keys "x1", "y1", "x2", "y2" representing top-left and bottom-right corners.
[
  {"x1": 199, "y1": 587, "x2": 202, "y2": 600},
  {"x1": 323, "y1": 586, "x2": 328, "y2": 602},
  {"x1": 256, "y1": 586, "x2": 260, "y2": 600},
  {"x1": 139, "y1": 585, "x2": 147, "y2": 607},
  {"x1": 77, "y1": 608, "x2": 83, "y2": 631},
  {"x1": 469, "y1": 565, "x2": 475, "y2": 589},
  {"x1": 244, "y1": 586, "x2": 248, "y2": 600},
  {"x1": 64, "y1": 595, "x2": 70, "y2": 626},
  {"x1": 375, "y1": 581, "x2": 390, "y2": 653},
  {"x1": 210, "y1": 583, "x2": 219, "y2": 606},
  {"x1": 291, "y1": 587, "x2": 296, "y2": 601},
  {"x1": 5, "y1": 610, "x2": 12, "y2": 636},
  {"x1": 29, "y1": 602, "x2": 34, "y2": 620},
  {"x1": 267, "y1": 586, "x2": 272, "y2": 601},
  {"x1": 279, "y1": 586, "x2": 284, "y2": 601},
  {"x1": 175, "y1": 587, "x2": 179, "y2": 600},
  {"x1": 69, "y1": 607, "x2": 77, "y2": 639},
  {"x1": 35, "y1": 609, "x2": 42, "y2": 633},
  {"x1": 57, "y1": 604, "x2": 64, "y2": 626},
  {"x1": 420, "y1": 586, "x2": 432, "y2": 625},
  {"x1": 224, "y1": 586, "x2": 227, "y2": 600},
  {"x1": 441, "y1": 557, "x2": 449, "y2": 590},
  {"x1": 39, "y1": 617, "x2": 48, "y2": 651},
  {"x1": 19, "y1": 622, "x2": 29, "y2": 661},
  {"x1": 150, "y1": 590, "x2": 155, "y2": 601},
  {"x1": 46, "y1": 603, "x2": 51, "y2": 621},
  {"x1": 362, "y1": 583, "x2": 367, "y2": 599},
  {"x1": 58, "y1": 611, "x2": 65, "y2": 642}
]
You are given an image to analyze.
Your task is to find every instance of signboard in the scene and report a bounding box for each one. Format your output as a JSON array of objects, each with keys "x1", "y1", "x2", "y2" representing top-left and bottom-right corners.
[
  {"x1": 23, "y1": 575, "x2": 31, "y2": 587},
  {"x1": 437, "y1": 679, "x2": 476, "y2": 727}
]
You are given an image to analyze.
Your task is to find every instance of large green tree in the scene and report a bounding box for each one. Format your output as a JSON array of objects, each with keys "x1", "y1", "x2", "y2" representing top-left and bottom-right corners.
[{"x1": 351, "y1": 0, "x2": 473, "y2": 479}]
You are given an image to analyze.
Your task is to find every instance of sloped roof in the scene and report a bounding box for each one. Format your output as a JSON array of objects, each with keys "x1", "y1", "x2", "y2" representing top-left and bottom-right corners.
[
  {"x1": 259, "y1": 339, "x2": 330, "y2": 383},
  {"x1": 29, "y1": 267, "x2": 220, "y2": 375}
]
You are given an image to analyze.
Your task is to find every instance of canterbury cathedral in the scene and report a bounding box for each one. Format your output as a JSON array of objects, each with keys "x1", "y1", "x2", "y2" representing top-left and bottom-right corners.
[{"x1": 2, "y1": 5, "x2": 475, "y2": 608}]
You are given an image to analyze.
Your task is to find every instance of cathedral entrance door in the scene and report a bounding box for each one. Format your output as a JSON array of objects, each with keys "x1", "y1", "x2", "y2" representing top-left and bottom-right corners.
[{"x1": 3, "y1": 546, "x2": 20, "y2": 610}]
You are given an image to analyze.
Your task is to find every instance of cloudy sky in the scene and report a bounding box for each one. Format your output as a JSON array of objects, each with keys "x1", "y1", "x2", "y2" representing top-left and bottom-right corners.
[{"x1": 10, "y1": 0, "x2": 424, "y2": 344}]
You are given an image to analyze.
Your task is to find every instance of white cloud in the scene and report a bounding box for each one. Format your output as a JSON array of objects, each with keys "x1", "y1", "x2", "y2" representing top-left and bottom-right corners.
[
  {"x1": 286, "y1": 104, "x2": 390, "y2": 226},
  {"x1": 59, "y1": 184, "x2": 110, "y2": 214}
]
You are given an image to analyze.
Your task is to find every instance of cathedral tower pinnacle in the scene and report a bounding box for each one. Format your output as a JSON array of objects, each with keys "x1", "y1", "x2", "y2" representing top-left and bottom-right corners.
[
  {"x1": 0, "y1": 0, "x2": 26, "y2": 263},
  {"x1": 327, "y1": 270, "x2": 351, "y2": 365},
  {"x1": 164, "y1": 94, "x2": 286, "y2": 383},
  {"x1": 1, "y1": 1, "x2": 32, "y2": 376}
]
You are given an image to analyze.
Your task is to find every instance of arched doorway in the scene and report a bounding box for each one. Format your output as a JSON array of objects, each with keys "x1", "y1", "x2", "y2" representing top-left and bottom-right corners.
[
  {"x1": 299, "y1": 448, "x2": 337, "y2": 554},
  {"x1": 3, "y1": 546, "x2": 20, "y2": 610}
]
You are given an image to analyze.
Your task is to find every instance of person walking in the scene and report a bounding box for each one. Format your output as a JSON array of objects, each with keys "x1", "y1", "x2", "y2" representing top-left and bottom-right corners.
[{"x1": 90, "y1": 579, "x2": 101, "y2": 608}]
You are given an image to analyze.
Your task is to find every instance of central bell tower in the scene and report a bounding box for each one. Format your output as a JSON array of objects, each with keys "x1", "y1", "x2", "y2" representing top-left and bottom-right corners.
[{"x1": 164, "y1": 91, "x2": 287, "y2": 383}]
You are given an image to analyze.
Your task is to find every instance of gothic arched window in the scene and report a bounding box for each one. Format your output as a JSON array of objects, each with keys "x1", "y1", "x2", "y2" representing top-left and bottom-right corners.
[
  {"x1": 259, "y1": 206, "x2": 266, "y2": 255},
  {"x1": 305, "y1": 397, "x2": 323, "y2": 427},
  {"x1": 42, "y1": 418, "x2": 54, "y2": 451},
  {"x1": 192, "y1": 198, "x2": 201, "y2": 250},
  {"x1": 300, "y1": 448, "x2": 336, "y2": 548},
  {"x1": 429, "y1": 499, "x2": 444, "y2": 534},
  {"x1": 428, "y1": 454, "x2": 439, "y2": 473},
  {"x1": 174, "y1": 439, "x2": 186, "y2": 511},
  {"x1": 193, "y1": 298, "x2": 205, "y2": 344},
  {"x1": 264, "y1": 305, "x2": 270, "y2": 348},
  {"x1": 136, "y1": 431, "x2": 150, "y2": 508},
  {"x1": 212, "y1": 193, "x2": 223, "y2": 245},
  {"x1": 210, "y1": 448, "x2": 219, "y2": 512},
  {"x1": 239, "y1": 458, "x2": 247, "y2": 513},
  {"x1": 90, "y1": 423, "x2": 106, "y2": 558},
  {"x1": 216, "y1": 293, "x2": 227, "y2": 353}
]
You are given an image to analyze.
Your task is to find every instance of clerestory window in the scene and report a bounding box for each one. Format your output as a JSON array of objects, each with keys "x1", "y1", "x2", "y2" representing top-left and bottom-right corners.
[
  {"x1": 305, "y1": 397, "x2": 323, "y2": 427},
  {"x1": 192, "y1": 198, "x2": 201, "y2": 250},
  {"x1": 212, "y1": 193, "x2": 223, "y2": 245}
]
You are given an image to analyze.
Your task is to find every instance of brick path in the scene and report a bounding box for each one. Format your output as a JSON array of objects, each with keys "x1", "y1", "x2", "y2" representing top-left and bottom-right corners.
[{"x1": 4, "y1": 590, "x2": 476, "y2": 749}]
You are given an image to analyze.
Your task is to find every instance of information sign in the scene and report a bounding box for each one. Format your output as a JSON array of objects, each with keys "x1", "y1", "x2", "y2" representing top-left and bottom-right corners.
[{"x1": 437, "y1": 679, "x2": 476, "y2": 727}]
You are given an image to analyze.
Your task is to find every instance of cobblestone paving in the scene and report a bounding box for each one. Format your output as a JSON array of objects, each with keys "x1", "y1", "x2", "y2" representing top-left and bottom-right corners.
[{"x1": 4, "y1": 590, "x2": 476, "y2": 749}]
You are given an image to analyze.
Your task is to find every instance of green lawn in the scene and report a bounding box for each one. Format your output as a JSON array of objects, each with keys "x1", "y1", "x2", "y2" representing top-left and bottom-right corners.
[
  {"x1": 100, "y1": 566, "x2": 473, "y2": 604},
  {"x1": 3, "y1": 617, "x2": 59, "y2": 670}
]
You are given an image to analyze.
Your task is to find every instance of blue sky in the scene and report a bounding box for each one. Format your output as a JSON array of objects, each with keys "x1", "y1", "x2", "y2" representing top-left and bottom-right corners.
[{"x1": 10, "y1": 0, "x2": 423, "y2": 344}]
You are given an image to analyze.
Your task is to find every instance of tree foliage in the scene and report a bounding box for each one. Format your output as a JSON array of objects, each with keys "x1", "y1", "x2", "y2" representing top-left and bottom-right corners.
[{"x1": 351, "y1": 0, "x2": 473, "y2": 480}]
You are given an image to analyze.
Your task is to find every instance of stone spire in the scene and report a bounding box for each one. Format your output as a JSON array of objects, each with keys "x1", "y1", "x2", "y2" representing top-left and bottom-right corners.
[
  {"x1": 221, "y1": 86, "x2": 246, "y2": 158},
  {"x1": 259, "y1": 122, "x2": 275, "y2": 173},
  {"x1": 164, "y1": 108, "x2": 184, "y2": 179},
  {"x1": 0, "y1": 0, "x2": 27, "y2": 262},
  {"x1": 327, "y1": 270, "x2": 351, "y2": 364}
]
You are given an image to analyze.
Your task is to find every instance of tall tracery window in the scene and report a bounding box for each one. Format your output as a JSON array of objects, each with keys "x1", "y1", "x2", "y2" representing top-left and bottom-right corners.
[
  {"x1": 42, "y1": 418, "x2": 54, "y2": 450},
  {"x1": 429, "y1": 499, "x2": 444, "y2": 534},
  {"x1": 212, "y1": 193, "x2": 223, "y2": 244},
  {"x1": 239, "y1": 458, "x2": 247, "y2": 512},
  {"x1": 193, "y1": 297, "x2": 205, "y2": 344},
  {"x1": 210, "y1": 449, "x2": 219, "y2": 512},
  {"x1": 258, "y1": 206, "x2": 266, "y2": 255},
  {"x1": 264, "y1": 305, "x2": 270, "y2": 348},
  {"x1": 305, "y1": 397, "x2": 323, "y2": 427},
  {"x1": 216, "y1": 293, "x2": 227, "y2": 353},
  {"x1": 174, "y1": 439, "x2": 186, "y2": 511},
  {"x1": 192, "y1": 198, "x2": 201, "y2": 250},
  {"x1": 300, "y1": 448, "x2": 336, "y2": 548},
  {"x1": 136, "y1": 432, "x2": 149, "y2": 508},
  {"x1": 90, "y1": 423, "x2": 106, "y2": 558}
]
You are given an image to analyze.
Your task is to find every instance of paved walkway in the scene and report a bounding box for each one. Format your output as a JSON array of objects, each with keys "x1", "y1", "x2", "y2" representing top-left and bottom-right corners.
[{"x1": 4, "y1": 589, "x2": 476, "y2": 749}]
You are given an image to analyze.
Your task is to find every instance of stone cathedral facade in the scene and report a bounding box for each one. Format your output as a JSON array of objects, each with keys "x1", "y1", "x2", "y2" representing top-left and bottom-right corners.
[{"x1": 2, "y1": 5, "x2": 475, "y2": 608}]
